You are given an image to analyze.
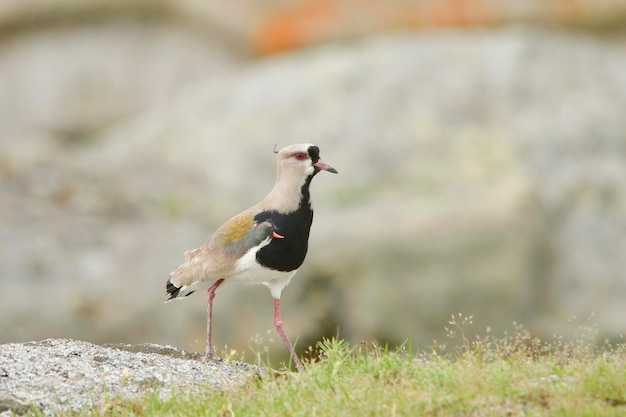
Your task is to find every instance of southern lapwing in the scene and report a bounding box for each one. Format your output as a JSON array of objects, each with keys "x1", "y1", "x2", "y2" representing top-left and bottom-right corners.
[{"x1": 165, "y1": 144, "x2": 337, "y2": 371}]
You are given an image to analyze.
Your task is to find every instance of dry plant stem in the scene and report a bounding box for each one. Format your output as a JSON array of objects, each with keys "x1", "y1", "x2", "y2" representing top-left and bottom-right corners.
[
  {"x1": 205, "y1": 279, "x2": 225, "y2": 359},
  {"x1": 273, "y1": 297, "x2": 305, "y2": 371}
]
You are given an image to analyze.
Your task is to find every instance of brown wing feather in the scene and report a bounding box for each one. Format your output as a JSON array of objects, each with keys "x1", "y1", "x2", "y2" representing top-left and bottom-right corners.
[
  {"x1": 219, "y1": 212, "x2": 255, "y2": 244},
  {"x1": 168, "y1": 208, "x2": 270, "y2": 289}
]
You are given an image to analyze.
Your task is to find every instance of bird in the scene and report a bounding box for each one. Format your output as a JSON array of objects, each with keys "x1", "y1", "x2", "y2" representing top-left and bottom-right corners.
[{"x1": 165, "y1": 143, "x2": 337, "y2": 371}]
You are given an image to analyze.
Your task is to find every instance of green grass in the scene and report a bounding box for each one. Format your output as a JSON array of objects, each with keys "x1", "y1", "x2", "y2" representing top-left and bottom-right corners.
[{"x1": 74, "y1": 319, "x2": 626, "y2": 416}]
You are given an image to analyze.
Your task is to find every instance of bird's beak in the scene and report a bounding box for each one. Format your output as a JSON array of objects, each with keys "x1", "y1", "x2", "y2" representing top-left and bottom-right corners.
[{"x1": 313, "y1": 159, "x2": 338, "y2": 174}]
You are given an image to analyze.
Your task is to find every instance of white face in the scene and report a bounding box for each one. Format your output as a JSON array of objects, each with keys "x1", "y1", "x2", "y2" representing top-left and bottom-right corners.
[{"x1": 277, "y1": 144, "x2": 316, "y2": 178}]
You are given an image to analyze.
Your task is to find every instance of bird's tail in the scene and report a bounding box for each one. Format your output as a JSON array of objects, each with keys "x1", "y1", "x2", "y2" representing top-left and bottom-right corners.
[
  {"x1": 165, "y1": 278, "x2": 181, "y2": 301},
  {"x1": 165, "y1": 278, "x2": 197, "y2": 302}
]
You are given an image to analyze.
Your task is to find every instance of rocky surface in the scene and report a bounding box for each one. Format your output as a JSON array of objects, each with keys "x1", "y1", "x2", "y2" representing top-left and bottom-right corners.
[
  {"x1": 1, "y1": 17, "x2": 626, "y2": 363},
  {"x1": 0, "y1": 339, "x2": 260, "y2": 416},
  {"x1": 2, "y1": 0, "x2": 625, "y2": 53}
]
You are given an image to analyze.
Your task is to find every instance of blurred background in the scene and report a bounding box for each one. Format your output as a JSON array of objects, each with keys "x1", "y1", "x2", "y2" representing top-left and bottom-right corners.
[{"x1": 1, "y1": 0, "x2": 626, "y2": 364}]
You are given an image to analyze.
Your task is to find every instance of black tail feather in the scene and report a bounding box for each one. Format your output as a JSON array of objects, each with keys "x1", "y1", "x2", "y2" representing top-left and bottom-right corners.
[{"x1": 165, "y1": 278, "x2": 181, "y2": 300}]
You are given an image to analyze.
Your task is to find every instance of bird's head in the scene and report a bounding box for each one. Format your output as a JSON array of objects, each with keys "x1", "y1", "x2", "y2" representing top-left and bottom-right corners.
[{"x1": 275, "y1": 143, "x2": 338, "y2": 179}]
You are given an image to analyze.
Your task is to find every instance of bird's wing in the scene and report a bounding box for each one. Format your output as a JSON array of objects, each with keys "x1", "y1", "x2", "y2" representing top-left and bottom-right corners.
[
  {"x1": 214, "y1": 210, "x2": 275, "y2": 260},
  {"x1": 168, "y1": 209, "x2": 273, "y2": 289}
]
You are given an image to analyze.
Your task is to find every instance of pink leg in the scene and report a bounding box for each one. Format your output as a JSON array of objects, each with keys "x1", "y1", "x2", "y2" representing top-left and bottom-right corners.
[
  {"x1": 206, "y1": 279, "x2": 225, "y2": 359},
  {"x1": 273, "y1": 297, "x2": 304, "y2": 371}
]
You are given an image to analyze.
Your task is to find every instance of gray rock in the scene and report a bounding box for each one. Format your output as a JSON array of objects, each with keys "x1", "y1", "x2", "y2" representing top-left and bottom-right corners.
[
  {"x1": 0, "y1": 14, "x2": 243, "y2": 142},
  {"x1": 0, "y1": 339, "x2": 261, "y2": 416}
]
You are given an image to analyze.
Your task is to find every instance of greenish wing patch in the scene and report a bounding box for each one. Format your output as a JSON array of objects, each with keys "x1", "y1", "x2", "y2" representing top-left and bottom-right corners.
[
  {"x1": 225, "y1": 221, "x2": 274, "y2": 258},
  {"x1": 217, "y1": 212, "x2": 274, "y2": 259}
]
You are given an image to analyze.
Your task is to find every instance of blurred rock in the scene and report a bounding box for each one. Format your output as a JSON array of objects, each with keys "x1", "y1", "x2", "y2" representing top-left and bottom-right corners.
[
  {"x1": 0, "y1": 6, "x2": 244, "y2": 144},
  {"x1": 0, "y1": 339, "x2": 260, "y2": 416},
  {"x1": 249, "y1": 0, "x2": 626, "y2": 52},
  {"x1": 2, "y1": 0, "x2": 626, "y2": 54},
  {"x1": 1, "y1": 24, "x2": 626, "y2": 365}
]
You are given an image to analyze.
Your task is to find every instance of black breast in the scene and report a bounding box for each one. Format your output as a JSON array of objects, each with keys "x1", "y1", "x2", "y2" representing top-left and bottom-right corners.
[{"x1": 254, "y1": 205, "x2": 314, "y2": 272}]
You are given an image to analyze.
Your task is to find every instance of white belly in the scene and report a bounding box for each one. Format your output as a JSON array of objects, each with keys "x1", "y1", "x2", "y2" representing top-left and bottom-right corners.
[{"x1": 230, "y1": 245, "x2": 298, "y2": 298}]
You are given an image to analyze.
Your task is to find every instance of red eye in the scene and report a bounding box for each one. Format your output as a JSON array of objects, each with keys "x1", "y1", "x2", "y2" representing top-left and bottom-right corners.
[{"x1": 294, "y1": 153, "x2": 307, "y2": 161}]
